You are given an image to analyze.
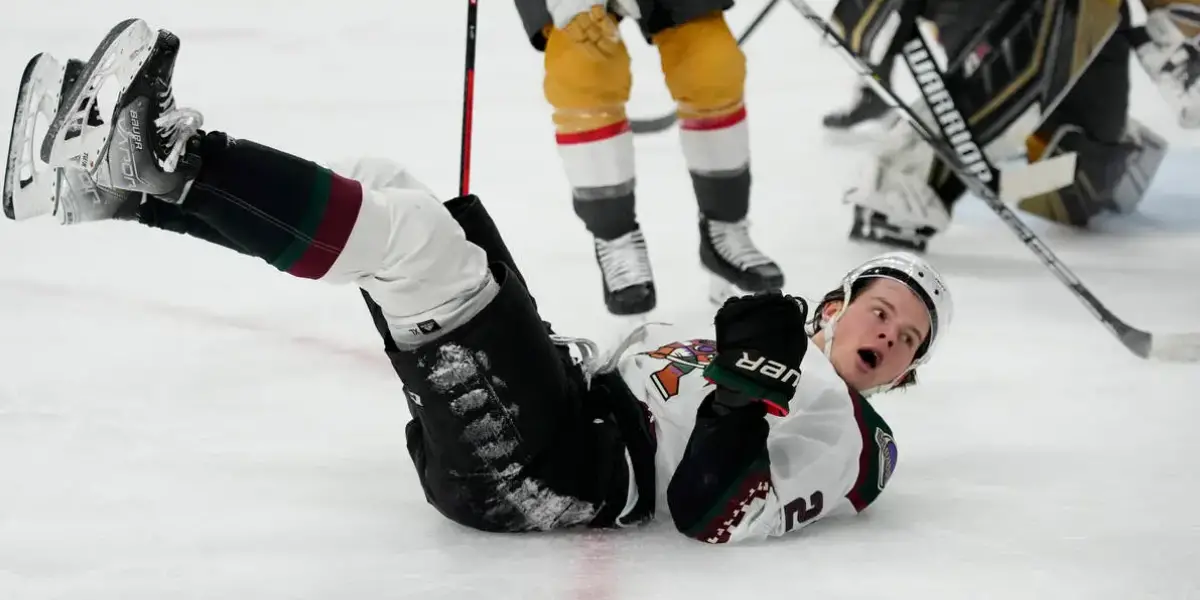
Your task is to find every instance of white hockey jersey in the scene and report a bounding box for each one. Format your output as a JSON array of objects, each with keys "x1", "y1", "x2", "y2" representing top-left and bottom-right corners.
[{"x1": 616, "y1": 325, "x2": 898, "y2": 544}]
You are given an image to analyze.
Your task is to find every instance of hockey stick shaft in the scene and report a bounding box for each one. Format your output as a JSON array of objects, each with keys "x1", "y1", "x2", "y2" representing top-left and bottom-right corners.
[
  {"x1": 459, "y1": 0, "x2": 479, "y2": 196},
  {"x1": 786, "y1": 0, "x2": 1200, "y2": 362},
  {"x1": 629, "y1": 0, "x2": 781, "y2": 134}
]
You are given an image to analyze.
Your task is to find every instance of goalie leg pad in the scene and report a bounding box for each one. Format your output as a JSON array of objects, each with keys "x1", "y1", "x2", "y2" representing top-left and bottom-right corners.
[
  {"x1": 831, "y1": 0, "x2": 923, "y2": 63},
  {"x1": 1018, "y1": 119, "x2": 1168, "y2": 226}
]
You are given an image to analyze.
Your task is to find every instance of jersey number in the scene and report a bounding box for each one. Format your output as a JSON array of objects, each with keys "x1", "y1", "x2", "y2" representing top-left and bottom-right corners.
[{"x1": 784, "y1": 491, "x2": 824, "y2": 532}]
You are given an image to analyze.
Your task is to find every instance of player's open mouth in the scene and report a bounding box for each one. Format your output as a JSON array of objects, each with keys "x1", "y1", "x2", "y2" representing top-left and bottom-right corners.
[{"x1": 857, "y1": 348, "x2": 880, "y2": 370}]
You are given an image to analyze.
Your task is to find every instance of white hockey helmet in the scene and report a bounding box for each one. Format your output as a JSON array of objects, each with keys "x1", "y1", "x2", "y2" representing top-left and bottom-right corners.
[{"x1": 816, "y1": 251, "x2": 952, "y2": 394}]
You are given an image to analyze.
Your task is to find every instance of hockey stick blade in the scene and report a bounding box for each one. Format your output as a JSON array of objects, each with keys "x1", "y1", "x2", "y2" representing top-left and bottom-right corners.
[
  {"x1": 1148, "y1": 333, "x2": 1200, "y2": 362},
  {"x1": 628, "y1": 0, "x2": 781, "y2": 134},
  {"x1": 785, "y1": 0, "x2": 1200, "y2": 363},
  {"x1": 630, "y1": 113, "x2": 679, "y2": 134}
]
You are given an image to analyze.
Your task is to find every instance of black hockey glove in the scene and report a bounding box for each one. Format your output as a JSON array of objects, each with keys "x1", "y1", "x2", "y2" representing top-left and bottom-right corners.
[{"x1": 702, "y1": 291, "x2": 809, "y2": 417}]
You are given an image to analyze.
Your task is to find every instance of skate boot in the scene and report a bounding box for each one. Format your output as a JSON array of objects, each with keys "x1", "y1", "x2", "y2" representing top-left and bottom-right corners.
[
  {"x1": 41, "y1": 19, "x2": 202, "y2": 202},
  {"x1": 699, "y1": 217, "x2": 784, "y2": 304},
  {"x1": 847, "y1": 206, "x2": 935, "y2": 253},
  {"x1": 4, "y1": 53, "x2": 142, "y2": 223},
  {"x1": 594, "y1": 228, "x2": 656, "y2": 316},
  {"x1": 822, "y1": 85, "x2": 897, "y2": 134}
]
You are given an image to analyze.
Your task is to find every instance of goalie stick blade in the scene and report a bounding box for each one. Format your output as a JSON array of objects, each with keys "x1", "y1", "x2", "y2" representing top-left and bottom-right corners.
[{"x1": 4, "y1": 53, "x2": 66, "y2": 221}]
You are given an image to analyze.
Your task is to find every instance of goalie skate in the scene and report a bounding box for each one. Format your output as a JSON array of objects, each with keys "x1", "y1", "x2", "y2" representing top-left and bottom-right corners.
[
  {"x1": 40, "y1": 18, "x2": 157, "y2": 171},
  {"x1": 4, "y1": 53, "x2": 66, "y2": 220}
]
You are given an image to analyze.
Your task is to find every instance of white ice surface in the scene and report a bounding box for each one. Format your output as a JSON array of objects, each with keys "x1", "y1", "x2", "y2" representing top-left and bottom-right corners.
[{"x1": 1, "y1": 1, "x2": 1199, "y2": 598}]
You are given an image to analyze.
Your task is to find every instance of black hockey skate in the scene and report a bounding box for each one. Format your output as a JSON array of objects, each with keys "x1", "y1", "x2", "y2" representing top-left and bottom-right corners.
[
  {"x1": 594, "y1": 229, "x2": 657, "y2": 316},
  {"x1": 41, "y1": 19, "x2": 202, "y2": 202},
  {"x1": 699, "y1": 217, "x2": 784, "y2": 304},
  {"x1": 847, "y1": 206, "x2": 935, "y2": 253},
  {"x1": 822, "y1": 85, "x2": 898, "y2": 134}
]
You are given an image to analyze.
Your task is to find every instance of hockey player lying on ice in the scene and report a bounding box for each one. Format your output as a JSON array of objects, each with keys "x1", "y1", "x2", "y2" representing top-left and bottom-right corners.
[{"x1": 5, "y1": 19, "x2": 952, "y2": 544}]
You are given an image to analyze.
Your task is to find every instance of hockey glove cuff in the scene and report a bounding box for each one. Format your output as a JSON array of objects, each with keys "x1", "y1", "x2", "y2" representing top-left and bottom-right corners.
[{"x1": 703, "y1": 292, "x2": 809, "y2": 417}]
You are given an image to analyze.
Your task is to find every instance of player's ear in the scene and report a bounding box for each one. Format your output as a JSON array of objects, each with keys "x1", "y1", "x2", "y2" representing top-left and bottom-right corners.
[{"x1": 820, "y1": 298, "x2": 844, "y2": 322}]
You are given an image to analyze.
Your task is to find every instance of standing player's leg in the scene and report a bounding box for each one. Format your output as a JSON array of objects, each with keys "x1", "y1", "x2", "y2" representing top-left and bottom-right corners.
[
  {"x1": 538, "y1": 10, "x2": 655, "y2": 316},
  {"x1": 649, "y1": 9, "x2": 784, "y2": 301}
]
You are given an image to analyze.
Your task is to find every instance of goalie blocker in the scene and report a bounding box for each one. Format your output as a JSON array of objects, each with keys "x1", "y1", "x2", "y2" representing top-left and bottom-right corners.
[{"x1": 833, "y1": 0, "x2": 1176, "y2": 251}]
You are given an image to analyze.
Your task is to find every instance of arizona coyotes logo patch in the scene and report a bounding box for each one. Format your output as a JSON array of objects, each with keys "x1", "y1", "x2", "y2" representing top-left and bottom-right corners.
[
  {"x1": 875, "y1": 428, "x2": 897, "y2": 490},
  {"x1": 643, "y1": 339, "x2": 716, "y2": 401}
]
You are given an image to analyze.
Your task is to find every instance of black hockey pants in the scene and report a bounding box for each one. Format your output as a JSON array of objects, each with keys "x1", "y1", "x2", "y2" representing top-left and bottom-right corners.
[{"x1": 131, "y1": 139, "x2": 656, "y2": 533}]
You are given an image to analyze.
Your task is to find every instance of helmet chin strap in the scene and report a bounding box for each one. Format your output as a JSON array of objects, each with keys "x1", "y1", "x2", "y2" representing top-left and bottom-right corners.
[{"x1": 819, "y1": 279, "x2": 854, "y2": 359}]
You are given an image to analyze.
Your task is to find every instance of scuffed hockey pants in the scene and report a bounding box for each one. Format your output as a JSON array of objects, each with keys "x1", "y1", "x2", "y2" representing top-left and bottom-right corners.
[{"x1": 140, "y1": 131, "x2": 656, "y2": 532}]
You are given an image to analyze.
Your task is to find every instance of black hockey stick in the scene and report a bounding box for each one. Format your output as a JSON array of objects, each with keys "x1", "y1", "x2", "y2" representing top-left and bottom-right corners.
[
  {"x1": 786, "y1": 0, "x2": 1200, "y2": 362},
  {"x1": 459, "y1": 0, "x2": 479, "y2": 195},
  {"x1": 629, "y1": 0, "x2": 781, "y2": 134}
]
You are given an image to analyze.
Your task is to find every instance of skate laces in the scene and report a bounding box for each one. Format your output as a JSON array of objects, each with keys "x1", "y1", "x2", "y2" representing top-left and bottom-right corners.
[
  {"x1": 595, "y1": 230, "x2": 653, "y2": 290},
  {"x1": 156, "y1": 104, "x2": 203, "y2": 173},
  {"x1": 551, "y1": 321, "x2": 664, "y2": 384},
  {"x1": 149, "y1": 78, "x2": 201, "y2": 172},
  {"x1": 707, "y1": 219, "x2": 773, "y2": 269}
]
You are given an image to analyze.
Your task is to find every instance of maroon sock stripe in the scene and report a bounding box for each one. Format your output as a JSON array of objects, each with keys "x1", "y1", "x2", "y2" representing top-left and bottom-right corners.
[{"x1": 274, "y1": 170, "x2": 364, "y2": 279}]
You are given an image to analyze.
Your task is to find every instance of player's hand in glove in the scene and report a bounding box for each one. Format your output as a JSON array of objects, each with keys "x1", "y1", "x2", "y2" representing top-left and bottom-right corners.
[
  {"x1": 703, "y1": 291, "x2": 809, "y2": 417},
  {"x1": 549, "y1": 2, "x2": 623, "y2": 61}
]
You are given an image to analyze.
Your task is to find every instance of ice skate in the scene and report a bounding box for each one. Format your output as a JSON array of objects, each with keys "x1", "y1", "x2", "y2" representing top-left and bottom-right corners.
[
  {"x1": 5, "y1": 53, "x2": 142, "y2": 224},
  {"x1": 699, "y1": 217, "x2": 784, "y2": 304},
  {"x1": 847, "y1": 206, "x2": 935, "y2": 253},
  {"x1": 4, "y1": 53, "x2": 66, "y2": 220},
  {"x1": 595, "y1": 228, "x2": 657, "y2": 316},
  {"x1": 822, "y1": 85, "x2": 898, "y2": 140},
  {"x1": 41, "y1": 19, "x2": 202, "y2": 201}
]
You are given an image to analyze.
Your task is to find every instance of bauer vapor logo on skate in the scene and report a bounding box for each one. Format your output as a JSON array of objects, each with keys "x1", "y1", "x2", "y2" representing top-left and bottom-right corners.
[
  {"x1": 901, "y1": 39, "x2": 992, "y2": 184},
  {"x1": 113, "y1": 100, "x2": 147, "y2": 188}
]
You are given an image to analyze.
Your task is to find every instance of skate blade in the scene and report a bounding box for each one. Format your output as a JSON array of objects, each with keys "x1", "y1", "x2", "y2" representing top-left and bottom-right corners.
[
  {"x1": 708, "y1": 276, "x2": 740, "y2": 305},
  {"x1": 706, "y1": 273, "x2": 787, "y2": 305},
  {"x1": 4, "y1": 53, "x2": 66, "y2": 220},
  {"x1": 41, "y1": 18, "x2": 156, "y2": 171}
]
